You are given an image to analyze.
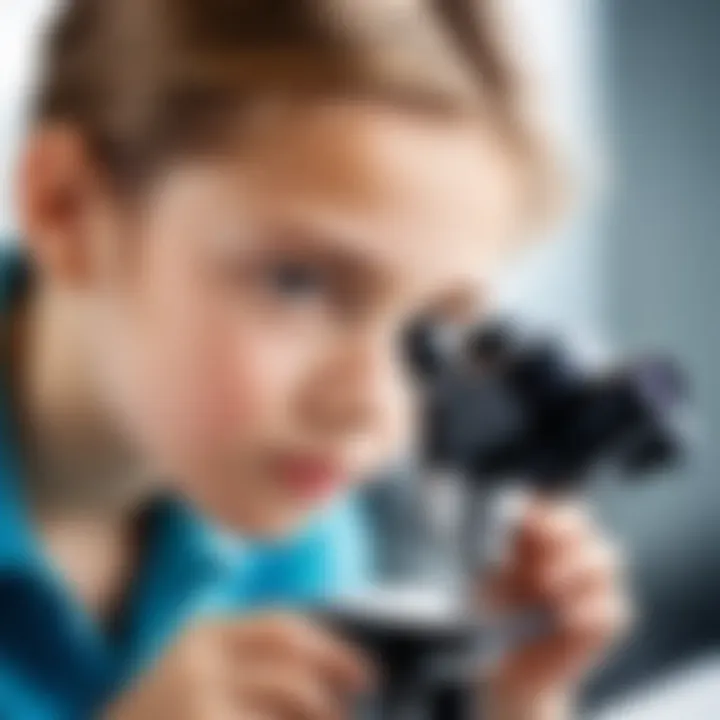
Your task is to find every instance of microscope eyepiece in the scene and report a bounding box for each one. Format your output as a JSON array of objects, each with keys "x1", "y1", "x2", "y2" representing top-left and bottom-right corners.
[{"x1": 414, "y1": 321, "x2": 689, "y2": 487}]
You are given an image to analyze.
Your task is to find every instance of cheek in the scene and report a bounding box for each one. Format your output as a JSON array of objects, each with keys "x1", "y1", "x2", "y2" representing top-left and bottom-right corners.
[
  {"x1": 354, "y1": 374, "x2": 418, "y2": 479},
  {"x1": 139, "y1": 323, "x2": 276, "y2": 461},
  {"x1": 381, "y1": 380, "x2": 418, "y2": 458},
  {"x1": 98, "y1": 286, "x2": 281, "y2": 476}
]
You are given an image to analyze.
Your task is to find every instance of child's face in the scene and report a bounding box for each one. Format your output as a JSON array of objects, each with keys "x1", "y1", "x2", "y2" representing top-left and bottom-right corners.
[{"x1": 37, "y1": 103, "x2": 519, "y2": 536}]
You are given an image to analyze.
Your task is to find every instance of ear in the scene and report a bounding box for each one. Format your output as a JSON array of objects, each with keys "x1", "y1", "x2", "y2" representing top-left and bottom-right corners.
[{"x1": 18, "y1": 124, "x2": 107, "y2": 288}]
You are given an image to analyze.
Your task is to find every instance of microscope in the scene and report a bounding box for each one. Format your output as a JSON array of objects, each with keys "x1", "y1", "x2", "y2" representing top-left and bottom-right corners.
[{"x1": 322, "y1": 319, "x2": 689, "y2": 720}]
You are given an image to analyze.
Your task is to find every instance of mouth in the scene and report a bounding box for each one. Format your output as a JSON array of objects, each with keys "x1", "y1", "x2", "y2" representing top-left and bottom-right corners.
[{"x1": 271, "y1": 451, "x2": 350, "y2": 502}]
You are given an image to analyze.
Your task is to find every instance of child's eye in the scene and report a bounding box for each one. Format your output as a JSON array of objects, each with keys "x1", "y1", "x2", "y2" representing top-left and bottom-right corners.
[{"x1": 264, "y1": 261, "x2": 328, "y2": 301}]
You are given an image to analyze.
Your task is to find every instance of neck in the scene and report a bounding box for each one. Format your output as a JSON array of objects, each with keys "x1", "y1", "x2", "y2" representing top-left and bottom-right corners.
[{"x1": 12, "y1": 283, "x2": 157, "y2": 520}]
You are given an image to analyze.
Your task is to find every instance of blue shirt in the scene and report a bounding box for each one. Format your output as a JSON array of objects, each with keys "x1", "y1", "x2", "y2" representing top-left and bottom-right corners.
[{"x1": 0, "y1": 247, "x2": 370, "y2": 719}]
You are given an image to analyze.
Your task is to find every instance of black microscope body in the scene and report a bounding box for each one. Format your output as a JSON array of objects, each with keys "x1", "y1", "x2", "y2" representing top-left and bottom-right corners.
[{"x1": 323, "y1": 320, "x2": 688, "y2": 719}]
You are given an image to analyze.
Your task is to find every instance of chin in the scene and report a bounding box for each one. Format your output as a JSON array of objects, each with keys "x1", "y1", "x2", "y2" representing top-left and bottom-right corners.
[{"x1": 208, "y1": 502, "x2": 313, "y2": 542}]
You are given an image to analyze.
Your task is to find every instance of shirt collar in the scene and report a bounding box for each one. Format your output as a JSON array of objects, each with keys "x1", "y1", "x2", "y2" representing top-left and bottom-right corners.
[
  {"x1": 0, "y1": 401, "x2": 43, "y2": 571},
  {"x1": 0, "y1": 246, "x2": 43, "y2": 571},
  {"x1": 151, "y1": 496, "x2": 247, "y2": 582},
  {"x1": 0, "y1": 370, "x2": 244, "y2": 581}
]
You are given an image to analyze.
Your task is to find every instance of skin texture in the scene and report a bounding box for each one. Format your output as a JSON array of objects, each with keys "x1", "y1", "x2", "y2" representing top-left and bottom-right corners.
[
  {"x1": 483, "y1": 499, "x2": 631, "y2": 719},
  {"x1": 16, "y1": 101, "x2": 630, "y2": 719},
  {"x1": 104, "y1": 614, "x2": 375, "y2": 720},
  {"x1": 21, "y1": 103, "x2": 516, "y2": 533}
]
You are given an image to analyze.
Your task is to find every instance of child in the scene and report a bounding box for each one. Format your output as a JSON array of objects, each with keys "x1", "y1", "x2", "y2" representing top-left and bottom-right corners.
[{"x1": 0, "y1": 0, "x2": 630, "y2": 718}]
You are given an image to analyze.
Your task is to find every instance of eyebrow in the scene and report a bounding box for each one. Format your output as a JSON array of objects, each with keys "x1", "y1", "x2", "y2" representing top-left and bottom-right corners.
[
  {"x1": 257, "y1": 219, "x2": 398, "y2": 296},
  {"x1": 258, "y1": 216, "x2": 484, "y2": 320}
]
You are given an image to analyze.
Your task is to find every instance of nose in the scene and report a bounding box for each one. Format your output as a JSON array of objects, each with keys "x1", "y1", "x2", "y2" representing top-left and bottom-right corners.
[{"x1": 301, "y1": 325, "x2": 411, "y2": 443}]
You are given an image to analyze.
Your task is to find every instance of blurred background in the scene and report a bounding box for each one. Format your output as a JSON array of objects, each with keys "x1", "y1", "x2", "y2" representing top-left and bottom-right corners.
[{"x1": 1, "y1": 1, "x2": 718, "y2": 717}]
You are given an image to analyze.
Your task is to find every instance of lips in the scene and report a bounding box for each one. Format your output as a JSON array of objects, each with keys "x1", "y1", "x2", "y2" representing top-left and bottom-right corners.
[{"x1": 272, "y1": 453, "x2": 348, "y2": 501}]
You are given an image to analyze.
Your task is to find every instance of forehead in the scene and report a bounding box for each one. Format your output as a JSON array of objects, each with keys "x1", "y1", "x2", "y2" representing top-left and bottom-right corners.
[
  {"x1": 250, "y1": 103, "x2": 518, "y2": 267},
  {"x1": 152, "y1": 101, "x2": 520, "y2": 299}
]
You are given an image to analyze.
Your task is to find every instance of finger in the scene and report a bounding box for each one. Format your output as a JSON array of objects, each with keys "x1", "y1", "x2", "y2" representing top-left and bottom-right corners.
[
  {"x1": 518, "y1": 499, "x2": 595, "y2": 560},
  {"x1": 485, "y1": 529, "x2": 623, "y2": 623},
  {"x1": 229, "y1": 614, "x2": 373, "y2": 693},
  {"x1": 541, "y1": 593, "x2": 635, "y2": 685},
  {"x1": 233, "y1": 662, "x2": 346, "y2": 720},
  {"x1": 538, "y1": 540, "x2": 623, "y2": 601},
  {"x1": 561, "y1": 591, "x2": 635, "y2": 646},
  {"x1": 493, "y1": 593, "x2": 633, "y2": 688},
  {"x1": 480, "y1": 500, "x2": 555, "y2": 609},
  {"x1": 488, "y1": 498, "x2": 591, "y2": 595},
  {"x1": 507, "y1": 501, "x2": 598, "y2": 600},
  {"x1": 483, "y1": 505, "x2": 592, "y2": 608}
]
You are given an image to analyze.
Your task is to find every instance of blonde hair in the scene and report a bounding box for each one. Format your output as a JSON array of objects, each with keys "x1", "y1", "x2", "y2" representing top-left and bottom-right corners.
[{"x1": 35, "y1": 0, "x2": 567, "y2": 231}]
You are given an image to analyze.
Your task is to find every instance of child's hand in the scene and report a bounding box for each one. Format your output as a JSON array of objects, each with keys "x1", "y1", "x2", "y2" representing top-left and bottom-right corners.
[
  {"x1": 482, "y1": 498, "x2": 633, "y2": 719},
  {"x1": 103, "y1": 613, "x2": 372, "y2": 720}
]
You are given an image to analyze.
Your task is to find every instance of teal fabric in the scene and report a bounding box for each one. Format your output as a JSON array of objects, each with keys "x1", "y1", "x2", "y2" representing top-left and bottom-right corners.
[{"x1": 0, "y1": 246, "x2": 370, "y2": 719}]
